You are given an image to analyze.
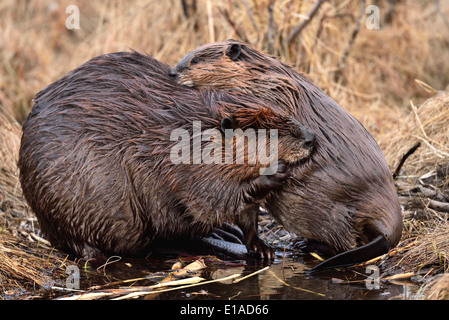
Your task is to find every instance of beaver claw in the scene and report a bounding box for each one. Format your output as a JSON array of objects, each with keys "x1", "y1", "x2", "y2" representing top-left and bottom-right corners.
[{"x1": 247, "y1": 236, "x2": 275, "y2": 260}]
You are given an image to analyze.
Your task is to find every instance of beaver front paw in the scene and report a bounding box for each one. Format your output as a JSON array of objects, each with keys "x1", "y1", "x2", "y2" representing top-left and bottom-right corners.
[
  {"x1": 247, "y1": 236, "x2": 275, "y2": 260},
  {"x1": 246, "y1": 160, "x2": 289, "y2": 201},
  {"x1": 259, "y1": 159, "x2": 289, "y2": 190}
]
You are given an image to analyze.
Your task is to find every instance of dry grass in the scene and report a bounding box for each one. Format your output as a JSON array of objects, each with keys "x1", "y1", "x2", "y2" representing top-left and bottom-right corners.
[
  {"x1": 378, "y1": 91, "x2": 449, "y2": 272},
  {"x1": 0, "y1": 0, "x2": 449, "y2": 298},
  {"x1": 395, "y1": 224, "x2": 449, "y2": 273},
  {"x1": 419, "y1": 273, "x2": 449, "y2": 300},
  {"x1": 377, "y1": 91, "x2": 449, "y2": 298},
  {"x1": 0, "y1": 109, "x2": 72, "y2": 295},
  {"x1": 1, "y1": 1, "x2": 449, "y2": 130},
  {"x1": 0, "y1": 111, "x2": 27, "y2": 224},
  {"x1": 380, "y1": 91, "x2": 449, "y2": 178},
  {"x1": 0, "y1": 232, "x2": 68, "y2": 296}
]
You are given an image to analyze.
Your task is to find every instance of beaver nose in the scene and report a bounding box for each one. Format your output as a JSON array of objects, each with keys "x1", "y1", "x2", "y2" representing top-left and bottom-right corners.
[
  {"x1": 302, "y1": 129, "x2": 316, "y2": 149},
  {"x1": 169, "y1": 70, "x2": 178, "y2": 78},
  {"x1": 310, "y1": 235, "x2": 390, "y2": 273},
  {"x1": 358, "y1": 195, "x2": 403, "y2": 249},
  {"x1": 310, "y1": 203, "x2": 402, "y2": 273},
  {"x1": 290, "y1": 123, "x2": 315, "y2": 148}
]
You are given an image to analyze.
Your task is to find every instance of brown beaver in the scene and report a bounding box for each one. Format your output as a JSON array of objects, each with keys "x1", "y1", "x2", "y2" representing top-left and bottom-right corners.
[
  {"x1": 171, "y1": 40, "x2": 403, "y2": 269},
  {"x1": 18, "y1": 51, "x2": 315, "y2": 260}
]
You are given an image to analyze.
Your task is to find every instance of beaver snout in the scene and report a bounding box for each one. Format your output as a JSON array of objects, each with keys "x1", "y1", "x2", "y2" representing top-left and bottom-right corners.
[
  {"x1": 357, "y1": 212, "x2": 402, "y2": 251},
  {"x1": 169, "y1": 70, "x2": 178, "y2": 79},
  {"x1": 281, "y1": 123, "x2": 316, "y2": 164},
  {"x1": 302, "y1": 128, "x2": 316, "y2": 149},
  {"x1": 290, "y1": 123, "x2": 316, "y2": 149},
  {"x1": 309, "y1": 209, "x2": 402, "y2": 273}
]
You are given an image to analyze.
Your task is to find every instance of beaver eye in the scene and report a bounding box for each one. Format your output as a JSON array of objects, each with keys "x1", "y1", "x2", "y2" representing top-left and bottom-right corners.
[{"x1": 191, "y1": 57, "x2": 199, "y2": 65}]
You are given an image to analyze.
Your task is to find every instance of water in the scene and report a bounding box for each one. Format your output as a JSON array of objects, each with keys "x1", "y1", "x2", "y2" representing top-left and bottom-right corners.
[{"x1": 50, "y1": 250, "x2": 420, "y2": 300}]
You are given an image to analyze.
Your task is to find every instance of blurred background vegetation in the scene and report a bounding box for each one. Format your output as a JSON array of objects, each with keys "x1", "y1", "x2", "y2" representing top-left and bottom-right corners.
[{"x1": 1, "y1": 0, "x2": 448, "y2": 137}]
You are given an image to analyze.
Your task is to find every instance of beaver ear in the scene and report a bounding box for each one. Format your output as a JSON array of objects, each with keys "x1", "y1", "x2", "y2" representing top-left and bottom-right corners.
[
  {"x1": 225, "y1": 43, "x2": 242, "y2": 61},
  {"x1": 220, "y1": 117, "x2": 234, "y2": 133}
]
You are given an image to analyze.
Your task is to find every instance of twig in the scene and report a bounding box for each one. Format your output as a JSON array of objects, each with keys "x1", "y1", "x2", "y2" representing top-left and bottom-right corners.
[
  {"x1": 309, "y1": 251, "x2": 325, "y2": 261},
  {"x1": 268, "y1": 270, "x2": 325, "y2": 297},
  {"x1": 267, "y1": 0, "x2": 276, "y2": 54},
  {"x1": 181, "y1": 0, "x2": 197, "y2": 20},
  {"x1": 206, "y1": 0, "x2": 215, "y2": 43},
  {"x1": 218, "y1": 8, "x2": 249, "y2": 42},
  {"x1": 181, "y1": 0, "x2": 189, "y2": 19},
  {"x1": 382, "y1": 272, "x2": 415, "y2": 281},
  {"x1": 281, "y1": 247, "x2": 286, "y2": 278},
  {"x1": 233, "y1": 266, "x2": 270, "y2": 283},
  {"x1": 96, "y1": 255, "x2": 121, "y2": 273},
  {"x1": 418, "y1": 185, "x2": 448, "y2": 202},
  {"x1": 415, "y1": 79, "x2": 439, "y2": 94},
  {"x1": 311, "y1": 11, "x2": 353, "y2": 53},
  {"x1": 287, "y1": 0, "x2": 326, "y2": 45},
  {"x1": 356, "y1": 240, "x2": 418, "y2": 266},
  {"x1": 384, "y1": 0, "x2": 395, "y2": 24},
  {"x1": 414, "y1": 135, "x2": 449, "y2": 159},
  {"x1": 393, "y1": 142, "x2": 421, "y2": 179},
  {"x1": 241, "y1": 0, "x2": 260, "y2": 32},
  {"x1": 30, "y1": 232, "x2": 51, "y2": 246},
  {"x1": 88, "y1": 276, "x2": 150, "y2": 290},
  {"x1": 335, "y1": 0, "x2": 366, "y2": 81},
  {"x1": 112, "y1": 274, "x2": 240, "y2": 300},
  {"x1": 428, "y1": 199, "x2": 449, "y2": 213},
  {"x1": 410, "y1": 100, "x2": 428, "y2": 140}
]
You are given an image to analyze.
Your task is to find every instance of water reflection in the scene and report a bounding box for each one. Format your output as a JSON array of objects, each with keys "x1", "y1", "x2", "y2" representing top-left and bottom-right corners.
[{"x1": 68, "y1": 252, "x2": 419, "y2": 300}]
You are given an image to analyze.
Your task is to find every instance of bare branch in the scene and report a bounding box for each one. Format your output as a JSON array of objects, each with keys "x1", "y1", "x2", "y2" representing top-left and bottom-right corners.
[
  {"x1": 287, "y1": 0, "x2": 326, "y2": 45},
  {"x1": 181, "y1": 0, "x2": 197, "y2": 20},
  {"x1": 334, "y1": 0, "x2": 366, "y2": 81},
  {"x1": 218, "y1": 8, "x2": 249, "y2": 43},
  {"x1": 206, "y1": 0, "x2": 215, "y2": 43},
  {"x1": 393, "y1": 142, "x2": 421, "y2": 179},
  {"x1": 428, "y1": 199, "x2": 449, "y2": 213},
  {"x1": 241, "y1": 0, "x2": 260, "y2": 33},
  {"x1": 267, "y1": 0, "x2": 276, "y2": 54}
]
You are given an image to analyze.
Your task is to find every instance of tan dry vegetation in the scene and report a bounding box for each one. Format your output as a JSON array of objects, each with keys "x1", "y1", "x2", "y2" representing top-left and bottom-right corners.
[
  {"x1": 2, "y1": 1, "x2": 449, "y2": 129},
  {"x1": 380, "y1": 91, "x2": 449, "y2": 178},
  {"x1": 378, "y1": 90, "x2": 448, "y2": 299},
  {"x1": 0, "y1": 0, "x2": 448, "y2": 298},
  {"x1": 418, "y1": 272, "x2": 449, "y2": 300}
]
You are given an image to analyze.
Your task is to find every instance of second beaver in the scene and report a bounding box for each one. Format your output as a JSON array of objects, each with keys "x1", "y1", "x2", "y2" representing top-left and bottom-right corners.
[
  {"x1": 171, "y1": 40, "x2": 403, "y2": 266},
  {"x1": 19, "y1": 51, "x2": 315, "y2": 259}
]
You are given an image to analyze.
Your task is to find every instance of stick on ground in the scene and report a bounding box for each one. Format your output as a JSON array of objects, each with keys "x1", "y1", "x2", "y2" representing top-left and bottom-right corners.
[{"x1": 393, "y1": 142, "x2": 421, "y2": 179}]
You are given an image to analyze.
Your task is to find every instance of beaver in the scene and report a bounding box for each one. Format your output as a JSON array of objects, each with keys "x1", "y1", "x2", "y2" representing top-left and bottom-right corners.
[
  {"x1": 18, "y1": 51, "x2": 315, "y2": 260},
  {"x1": 171, "y1": 40, "x2": 403, "y2": 269}
]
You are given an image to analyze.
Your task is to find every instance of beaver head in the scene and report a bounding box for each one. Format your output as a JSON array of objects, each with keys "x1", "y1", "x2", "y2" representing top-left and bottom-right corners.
[
  {"x1": 172, "y1": 40, "x2": 403, "y2": 267},
  {"x1": 170, "y1": 39, "x2": 297, "y2": 98},
  {"x1": 217, "y1": 103, "x2": 315, "y2": 170}
]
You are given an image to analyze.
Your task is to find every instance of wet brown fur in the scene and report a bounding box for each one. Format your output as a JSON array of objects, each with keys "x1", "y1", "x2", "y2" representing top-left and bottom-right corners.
[
  {"x1": 18, "y1": 51, "x2": 314, "y2": 258},
  {"x1": 172, "y1": 40, "x2": 403, "y2": 255}
]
